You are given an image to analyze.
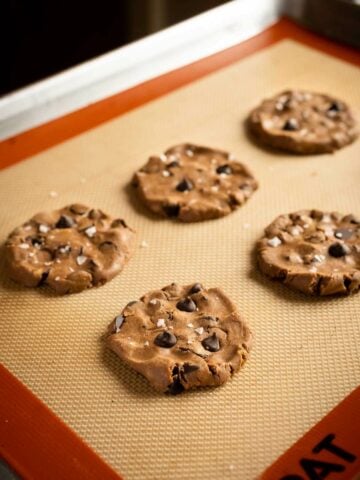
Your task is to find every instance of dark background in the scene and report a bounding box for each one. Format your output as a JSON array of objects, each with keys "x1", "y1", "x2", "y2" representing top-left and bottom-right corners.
[{"x1": 0, "y1": 0, "x2": 229, "y2": 97}]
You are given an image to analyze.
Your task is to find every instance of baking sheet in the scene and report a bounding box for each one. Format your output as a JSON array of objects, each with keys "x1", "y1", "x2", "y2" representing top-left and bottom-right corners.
[{"x1": 0, "y1": 39, "x2": 359, "y2": 480}]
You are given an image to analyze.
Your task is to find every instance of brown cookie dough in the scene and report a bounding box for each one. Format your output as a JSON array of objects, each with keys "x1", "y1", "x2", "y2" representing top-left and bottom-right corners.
[
  {"x1": 106, "y1": 283, "x2": 252, "y2": 393},
  {"x1": 257, "y1": 210, "x2": 360, "y2": 296},
  {"x1": 132, "y1": 143, "x2": 258, "y2": 222},
  {"x1": 5, "y1": 204, "x2": 135, "y2": 294},
  {"x1": 248, "y1": 90, "x2": 358, "y2": 154}
]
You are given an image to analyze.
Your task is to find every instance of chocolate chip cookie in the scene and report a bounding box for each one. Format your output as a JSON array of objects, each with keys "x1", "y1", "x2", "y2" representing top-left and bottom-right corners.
[
  {"x1": 132, "y1": 144, "x2": 258, "y2": 222},
  {"x1": 257, "y1": 210, "x2": 360, "y2": 295},
  {"x1": 5, "y1": 204, "x2": 135, "y2": 294},
  {"x1": 106, "y1": 283, "x2": 252, "y2": 393},
  {"x1": 248, "y1": 90, "x2": 358, "y2": 154}
]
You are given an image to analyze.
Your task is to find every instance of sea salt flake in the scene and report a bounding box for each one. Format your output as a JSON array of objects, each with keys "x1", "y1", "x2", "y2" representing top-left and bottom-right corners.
[
  {"x1": 187, "y1": 323, "x2": 194, "y2": 328},
  {"x1": 54, "y1": 276, "x2": 61, "y2": 281},
  {"x1": 267, "y1": 236, "x2": 282, "y2": 247},
  {"x1": 159, "y1": 154, "x2": 167, "y2": 162},
  {"x1": 84, "y1": 225, "x2": 97, "y2": 238},
  {"x1": 149, "y1": 299, "x2": 158, "y2": 305},
  {"x1": 162, "y1": 170, "x2": 170, "y2": 177},
  {"x1": 312, "y1": 254, "x2": 325, "y2": 263},
  {"x1": 76, "y1": 255, "x2": 87, "y2": 266},
  {"x1": 194, "y1": 327, "x2": 204, "y2": 335},
  {"x1": 38, "y1": 224, "x2": 50, "y2": 234},
  {"x1": 19, "y1": 243, "x2": 29, "y2": 249},
  {"x1": 322, "y1": 214, "x2": 332, "y2": 223},
  {"x1": 290, "y1": 226, "x2": 302, "y2": 236},
  {"x1": 157, "y1": 318, "x2": 166, "y2": 328},
  {"x1": 186, "y1": 149, "x2": 194, "y2": 157},
  {"x1": 144, "y1": 341, "x2": 150, "y2": 347}
]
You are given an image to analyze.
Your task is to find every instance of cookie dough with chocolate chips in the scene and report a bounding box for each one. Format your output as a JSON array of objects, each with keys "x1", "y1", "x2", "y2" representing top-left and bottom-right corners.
[
  {"x1": 257, "y1": 210, "x2": 360, "y2": 295},
  {"x1": 5, "y1": 204, "x2": 135, "y2": 294},
  {"x1": 106, "y1": 283, "x2": 252, "y2": 394},
  {"x1": 132, "y1": 144, "x2": 258, "y2": 222},
  {"x1": 248, "y1": 90, "x2": 358, "y2": 154}
]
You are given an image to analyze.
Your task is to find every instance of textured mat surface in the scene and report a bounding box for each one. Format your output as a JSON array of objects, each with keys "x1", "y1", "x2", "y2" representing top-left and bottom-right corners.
[{"x1": 0, "y1": 40, "x2": 359, "y2": 480}]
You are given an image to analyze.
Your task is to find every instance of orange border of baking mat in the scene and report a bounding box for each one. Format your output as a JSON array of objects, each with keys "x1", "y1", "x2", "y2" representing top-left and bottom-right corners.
[
  {"x1": 0, "y1": 364, "x2": 122, "y2": 480},
  {"x1": 260, "y1": 386, "x2": 360, "y2": 479},
  {"x1": 1, "y1": 18, "x2": 360, "y2": 480}
]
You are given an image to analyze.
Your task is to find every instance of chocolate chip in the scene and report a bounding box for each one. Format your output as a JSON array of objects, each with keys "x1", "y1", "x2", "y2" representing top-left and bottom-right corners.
[
  {"x1": 163, "y1": 204, "x2": 180, "y2": 218},
  {"x1": 55, "y1": 215, "x2": 75, "y2": 229},
  {"x1": 328, "y1": 242, "x2": 348, "y2": 258},
  {"x1": 342, "y1": 214, "x2": 360, "y2": 225},
  {"x1": 30, "y1": 237, "x2": 44, "y2": 247},
  {"x1": 216, "y1": 164, "x2": 232, "y2": 175},
  {"x1": 176, "y1": 179, "x2": 193, "y2": 192},
  {"x1": 176, "y1": 298, "x2": 196, "y2": 312},
  {"x1": 328, "y1": 102, "x2": 341, "y2": 112},
  {"x1": 111, "y1": 219, "x2": 127, "y2": 228},
  {"x1": 154, "y1": 331, "x2": 177, "y2": 348},
  {"x1": 334, "y1": 229, "x2": 353, "y2": 240},
  {"x1": 167, "y1": 160, "x2": 180, "y2": 168},
  {"x1": 167, "y1": 378, "x2": 184, "y2": 395},
  {"x1": 37, "y1": 271, "x2": 49, "y2": 286},
  {"x1": 189, "y1": 283, "x2": 203, "y2": 294},
  {"x1": 202, "y1": 333, "x2": 220, "y2": 352},
  {"x1": 183, "y1": 363, "x2": 200, "y2": 374},
  {"x1": 283, "y1": 118, "x2": 299, "y2": 131},
  {"x1": 201, "y1": 315, "x2": 217, "y2": 323}
]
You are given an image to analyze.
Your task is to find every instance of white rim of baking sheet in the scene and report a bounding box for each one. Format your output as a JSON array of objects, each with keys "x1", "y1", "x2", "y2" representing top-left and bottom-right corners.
[{"x1": 0, "y1": 0, "x2": 283, "y2": 142}]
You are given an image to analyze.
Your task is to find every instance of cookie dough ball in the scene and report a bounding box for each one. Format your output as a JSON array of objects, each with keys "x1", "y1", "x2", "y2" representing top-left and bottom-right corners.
[
  {"x1": 107, "y1": 283, "x2": 252, "y2": 393},
  {"x1": 248, "y1": 90, "x2": 358, "y2": 154},
  {"x1": 257, "y1": 210, "x2": 360, "y2": 295},
  {"x1": 5, "y1": 204, "x2": 135, "y2": 294},
  {"x1": 132, "y1": 143, "x2": 258, "y2": 222}
]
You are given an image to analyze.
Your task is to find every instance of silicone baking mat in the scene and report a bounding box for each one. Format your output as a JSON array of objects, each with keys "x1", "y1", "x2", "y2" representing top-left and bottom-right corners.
[{"x1": 0, "y1": 39, "x2": 359, "y2": 480}]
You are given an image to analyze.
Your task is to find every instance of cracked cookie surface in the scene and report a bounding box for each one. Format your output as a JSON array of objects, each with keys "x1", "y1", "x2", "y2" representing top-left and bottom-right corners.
[
  {"x1": 5, "y1": 204, "x2": 135, "y2": 294},
  {"x1": 257, "y1": 210, "x2": 360, "y2": 296},
  {"x1": 106, "y1": 283, "x2": 252, "y2": 393},
  {"x1": 248, "y1": 90, "x2": 358, "y2": 154},
  {"x1": 132, "y1": 143, "x2": 258, "y2": 222}
]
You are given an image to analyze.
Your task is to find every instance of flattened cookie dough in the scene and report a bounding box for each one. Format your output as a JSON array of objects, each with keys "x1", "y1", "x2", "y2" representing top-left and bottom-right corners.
[
  {"x1": 248, "y1": 90, "x2": 358, "y2": 154},
  {"x1": 5, "y1": 204, "x2": 135, "y2": 294},
  {"x1": 132, "y1": 144, "x2": 258, "y2": 222},
  {"x1": 257, "y1": 210, "x2": 360, "y2": 295},
  {"x1": 107, "y1": 283, "x2": 252, "y2": 393}
]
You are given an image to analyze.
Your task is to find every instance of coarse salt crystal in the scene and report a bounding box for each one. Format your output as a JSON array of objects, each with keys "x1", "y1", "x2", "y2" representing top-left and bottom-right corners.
[
  {"x1": 159, "y1": 154, "x2": 167, "y2": 162},
  {"x1": 157, "y1": 318, "x2": 166, "y2": 328},
  {"x1": 39, "y1": 224, "x2": 50, "y2": 233},
  {"x1": 194, "y1": 327, "x2": 204, "y2": 335},
  {"x1": 290, "y1": 226, "x2": 302, "y2": 236},
  {"x1": 144, "y1": 341, "x2": 150, "y2": 347},
  {"x1": 149, "y1": 299, "x2": 158, "y2": 305},
  {"x1": 186, "y1": 149, "x2": 194, "y2": 157},
  {"x1": 187, "y1": 323, "x2": 194, "y2": 328},
  {"x1": 140, "y1": 240, "x2": 149, "y2": 248},
  {"x1": 267, "y1": 236, "x2": 282, "y2": 247},
  {"x1": 76, "y1": 255, "x2": 87, "y2": 266},
  {"x1": 19, "y1": 243, "x2": 29, "y2": 249},
  {"x1": 322, "y1": 214, "x2": 332, "y2": 223},
  {"x1": 162, "y1": 170, "x2": 170, "y2": 177},
  {"x1": 54, "y1": 276, "x2": 61, "y2": 281},
  {"x1": 84, "y1": 225, "x2": 97, "y2": 238},
  {"x1": 313, "y1": 254, "x2": 325, "y2": 263}
]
